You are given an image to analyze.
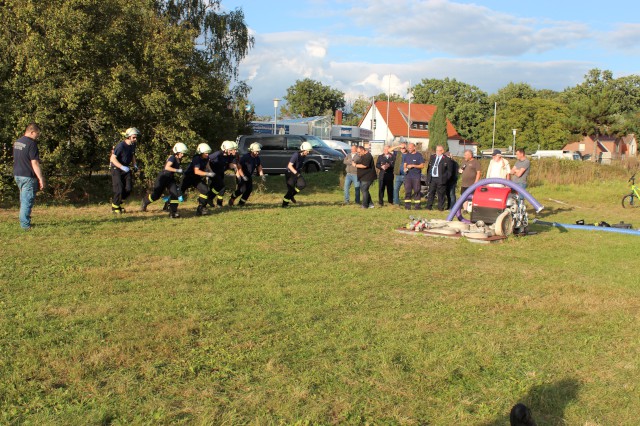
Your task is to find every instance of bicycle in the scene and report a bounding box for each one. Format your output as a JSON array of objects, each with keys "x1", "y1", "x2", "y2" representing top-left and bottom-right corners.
[{"x1": 621, "y1": 173, "x2": 639, "y2": 208}]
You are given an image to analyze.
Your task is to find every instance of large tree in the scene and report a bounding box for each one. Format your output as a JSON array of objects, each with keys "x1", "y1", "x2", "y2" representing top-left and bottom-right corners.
[
  {"x1": 428, "y1": 102, "x2": 449, "y2": 152},
  {"x1": 412, "y1": 77, "x2": 490, "y2": 142},
  {"x1": 281, "y1": 78, "x2": 345, "y2": 118},
  {"x1": 0, "y1": 0, "x2": 253, "y2": 199}
]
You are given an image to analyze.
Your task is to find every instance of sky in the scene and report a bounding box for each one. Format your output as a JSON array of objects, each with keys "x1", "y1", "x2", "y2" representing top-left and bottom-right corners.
[{"x1": 222, "y1": 0, "x2": 640, "y2": 116}]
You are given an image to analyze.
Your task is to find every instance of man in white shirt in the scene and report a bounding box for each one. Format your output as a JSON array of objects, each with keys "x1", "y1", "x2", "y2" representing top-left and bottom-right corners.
[{"x1": 486, "y1": 149, "x2": 510, "y2": 186}]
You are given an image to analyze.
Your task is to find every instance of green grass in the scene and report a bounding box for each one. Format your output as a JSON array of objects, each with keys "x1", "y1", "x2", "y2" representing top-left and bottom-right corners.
[{"x1": 1, "y1": 171, "x2": 639, "y2": 425}]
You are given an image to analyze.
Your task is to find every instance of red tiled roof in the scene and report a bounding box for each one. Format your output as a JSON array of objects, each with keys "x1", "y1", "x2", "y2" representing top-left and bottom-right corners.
[{"x1": 360, "y1": 101, "x2": 461, "y2": 139}]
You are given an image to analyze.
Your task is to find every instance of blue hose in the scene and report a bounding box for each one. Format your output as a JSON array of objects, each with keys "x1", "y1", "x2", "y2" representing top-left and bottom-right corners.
[
  {"x1": 446, "y1": 178, "x2": 544, "y2": 223},
  {"x1": 533, "y1": 220, "x2": 640, "y2": 236}
]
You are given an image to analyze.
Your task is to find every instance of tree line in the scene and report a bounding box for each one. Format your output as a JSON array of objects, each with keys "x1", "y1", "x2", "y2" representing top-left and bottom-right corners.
[
  {"x1": 283, "y1": 70, "x2": 640, "y2": 154},
  {"x1": 1, "y1": 0, "x2": 254, "y2": 200}
]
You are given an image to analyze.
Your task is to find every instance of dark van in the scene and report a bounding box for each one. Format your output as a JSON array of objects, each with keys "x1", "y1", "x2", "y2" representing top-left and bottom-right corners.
[{"x1": 236, "y1": 134, "x2": 345, "y2": 174}]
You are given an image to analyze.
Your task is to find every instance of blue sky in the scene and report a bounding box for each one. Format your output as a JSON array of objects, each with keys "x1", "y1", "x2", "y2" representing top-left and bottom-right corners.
[{"x1": 222, "y1": 0, "x2": 640, "y2": 115}]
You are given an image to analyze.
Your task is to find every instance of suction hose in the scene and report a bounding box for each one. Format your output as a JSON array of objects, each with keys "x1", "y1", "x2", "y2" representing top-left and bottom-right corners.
[
  {"x1": 533, "y1": 220, "x2": 640, "y2": 236},
  {"x1": 446, "y1": 178, "x2": 544, "y2": 223}
]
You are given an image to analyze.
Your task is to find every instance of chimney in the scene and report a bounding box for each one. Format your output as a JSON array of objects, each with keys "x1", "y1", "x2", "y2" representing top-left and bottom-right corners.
[{"x1": 335, "y1": 109, "x2": 343, "y2": 125}]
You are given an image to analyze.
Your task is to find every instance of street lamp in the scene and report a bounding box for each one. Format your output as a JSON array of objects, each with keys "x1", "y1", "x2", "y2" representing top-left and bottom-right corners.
[
  {"x1": 273, "y1": 98, "x2": 280, "y2": 135},
  {"x1": 512, "y1": 129, "x2": 517, "y2": 154}
]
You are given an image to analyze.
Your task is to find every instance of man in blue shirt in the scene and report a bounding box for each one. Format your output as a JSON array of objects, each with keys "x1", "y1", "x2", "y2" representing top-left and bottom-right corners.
[
  {"x1": 13, "y1": 123, "x2": 45, "y2": 230},
  {"x1": 229, "y1": 142, "x2": 266, "y2": 206},
  {"x1": 402, "y1": 143, "x2": 425, "y2": 210}
]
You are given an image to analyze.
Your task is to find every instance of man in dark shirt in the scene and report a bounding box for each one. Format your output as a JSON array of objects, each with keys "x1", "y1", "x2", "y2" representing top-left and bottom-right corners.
[
  {"x1": 141, "y1": 143, "x2": 188, "y2": 218},
  {"x1": 354, "y1": 145, "x2": 377, "y2": 208},
  {"x1": 402, "y1": 143, "x2": 425, "y2": 210},
  {"x1": 376, "y1": 145, "x2": 395, "y2": 206},
  {"x1": 207, "y1": 140, "x2": 239, "y2": 207},
  {"x1": 13, "y1": 123, "x2": 45, "y2": 230},
  {"x1": 444, "y1": 151, "x2": 459, "y2": 209},
  {"x1": 110, "y1": 127, "x2": 139, "y2": 214},
  {"x1": 181, "y1": 143, "x2": 215, "y2": 215},
  {"x1": 459, "y1": 149, "x2": 481, "y2": 208},
  {"x1": 229, "y1": 142, "x2": 266, "y2": 206},
  {"x1": 282, "y1": 142, "x2": 311, "y2": 207}
]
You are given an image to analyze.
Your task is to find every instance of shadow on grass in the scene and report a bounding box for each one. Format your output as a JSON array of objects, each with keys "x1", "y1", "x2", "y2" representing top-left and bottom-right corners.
[
  {"x1": 534, "y1": 206, "x2": 575, "y2": 219},
  {"x1": 482, "y1": 378, "x2": 580, "y2": 426}
]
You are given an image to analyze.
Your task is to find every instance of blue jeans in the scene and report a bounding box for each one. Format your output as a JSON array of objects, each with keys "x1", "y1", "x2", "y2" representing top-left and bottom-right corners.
[
  {"x1": 344, "y1": 173, "x2": 360, "y2": 203},
  {"x1": 393, "y1": 174, "x2": 405, "y2": 204},
  {"x1": 15, "y1": 176, "x2": 38, "y2": 229}
]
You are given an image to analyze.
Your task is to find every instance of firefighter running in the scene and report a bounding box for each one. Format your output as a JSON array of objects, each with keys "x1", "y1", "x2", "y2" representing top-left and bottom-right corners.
[
  {"x1": 282, "y1": 141, "x2": 311, "y2": 208},
  {"x1": 229, "y1": 142, "x2": 266, "y2": 207},
  {"x1": 141, "y1": 143, "x2": 188, "y2": 218},
  {"x1": 207, "y1": 140, "x2": 238, "y2": 208},
  {"x1": 180, "y1": 143, "x2": 215, "y2": 216},
  {"x1": 109, "y1": 127, "x2": 140, "y2": 214}
]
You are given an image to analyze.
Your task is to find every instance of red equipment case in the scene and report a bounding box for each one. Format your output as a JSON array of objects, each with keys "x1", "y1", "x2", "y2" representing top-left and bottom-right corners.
[{"x1": 471, "y1": 186, "x2": 511, "y2": 225}]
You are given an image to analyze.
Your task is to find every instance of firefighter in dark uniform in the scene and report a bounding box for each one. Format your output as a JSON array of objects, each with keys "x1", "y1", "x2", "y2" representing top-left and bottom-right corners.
[
  {"x1": 180, "y1": 143, "x2": 215, "y2": 216},
  {"x1": 141, "y1": 143, "x2": 188, "y2": 218},
  {"x1": 207, "y1": 140, "x2": 239, "y2": 207},
  {"x1": 229, "y1": 142, "x2": 266, "y2": 206},
  {"x1": 282, "y1": 141, "x2": 312, "y2": 208},
  {"x1": 109, "y1": 127, "x2": 139, "y2": 213}
]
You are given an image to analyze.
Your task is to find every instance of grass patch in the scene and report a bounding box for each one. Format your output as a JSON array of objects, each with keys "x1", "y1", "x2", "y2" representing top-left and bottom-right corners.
[{"x1": 1, "y1": 170, "x2": 640, "y2": 425}]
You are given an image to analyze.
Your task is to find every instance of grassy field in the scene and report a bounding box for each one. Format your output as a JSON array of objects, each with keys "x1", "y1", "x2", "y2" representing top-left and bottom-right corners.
[{"x1": 1, "y1": 169, "x2": 639, "y2": 425}]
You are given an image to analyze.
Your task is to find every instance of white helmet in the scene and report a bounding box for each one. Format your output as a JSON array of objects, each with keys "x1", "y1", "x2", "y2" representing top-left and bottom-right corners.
[
  {"x1": 249, "y1": 142, "x2": 262, "y2": 153},
  {"x1": 221, "y1": 140, "x2": 238, "y2": 151},
  {"x1": 172, "y1": 142, "x2": 188, "y2": 154},
  {"x1": 196, "y1": 143, "x2": 212, "y2": 154},
  {"x1": 300, "y1": 141, "x2": 313, "y2": 152},
  {"x1": 124, "y1": 127, "x2": 140, "y2": 138}
]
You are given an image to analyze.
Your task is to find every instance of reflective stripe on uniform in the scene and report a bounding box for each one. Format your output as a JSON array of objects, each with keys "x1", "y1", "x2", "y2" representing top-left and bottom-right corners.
[
  {"x1": 198, "y1": 193, "x2": 209, "y2": 200},
  {"x1": 112, "y1": 203, "x2": 121, "y2": 209},
  {"x1": 170, "y1": 200, "x2": 180, "y2": 204},
  {"x1": 283, "y1": 198, "x2": 290, "y2": 202}
]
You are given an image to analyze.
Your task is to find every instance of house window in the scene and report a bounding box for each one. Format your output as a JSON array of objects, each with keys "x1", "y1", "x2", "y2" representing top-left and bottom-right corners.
[{"x1": 579, "y1": 143, "x2": 585, "y2": 152}]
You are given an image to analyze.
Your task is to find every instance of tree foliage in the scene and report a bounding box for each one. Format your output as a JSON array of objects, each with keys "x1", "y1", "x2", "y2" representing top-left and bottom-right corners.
[
  {"x1": 412, "y1": 77, "x2": 490, "y2": 142},
  {"x1": 281, "y1": 79, "x2": 345, "y2": 118},
  {"x1": 428, "y1": 102, "x2": 449, "y2": 151},
  {"x1": 0, "y1": 0, "x2": 253, "y2": 199}
]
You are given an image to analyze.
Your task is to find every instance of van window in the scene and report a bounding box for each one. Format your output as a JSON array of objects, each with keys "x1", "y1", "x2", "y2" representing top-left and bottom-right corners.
[
  {"x1": 249, "y1": 136, "x2": 283, "y2": 150},
  {"x1": 286, "y1": 136, "x2": 304, "y2": 150}
]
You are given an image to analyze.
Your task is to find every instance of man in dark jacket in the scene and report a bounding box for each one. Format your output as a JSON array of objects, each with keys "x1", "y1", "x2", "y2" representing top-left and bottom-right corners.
[
  {"x1": 376, "y1": 145, "x2": 395, "y2": 206},
  {"x1": 444, "y1": 151, "x2": 459, "y2": 209},
  {"x1": 353, "y1": 145, "x2": 376, "y2": 209},
  {"x1": 425, "y1": 145, "x2": 451, "y2": 211}
]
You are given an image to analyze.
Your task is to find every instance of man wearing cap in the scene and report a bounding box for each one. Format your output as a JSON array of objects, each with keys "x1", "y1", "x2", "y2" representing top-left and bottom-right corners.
[
  {"x1": 486, "y1": 149, "x2": 511, "y2": 186},
  {"x1": 110, "y1": 127, "x2": 140, "y2": 213}
]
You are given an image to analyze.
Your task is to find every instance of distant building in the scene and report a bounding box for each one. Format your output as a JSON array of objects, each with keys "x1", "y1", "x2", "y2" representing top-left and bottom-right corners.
[
  {"x1": 563, "y1": 134, "x2": 637, "y2": 163},
  {"x1": 358, "y1": 101, "x2": 463, "y2": 153},
  {"x1": 250, "y1": 114, "x2": 372, "y2": 143}
]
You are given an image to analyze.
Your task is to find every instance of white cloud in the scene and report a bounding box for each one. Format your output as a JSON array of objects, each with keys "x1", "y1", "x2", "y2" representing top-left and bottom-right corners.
[
  {"x1": 345, "y1": 0, "x2": 590, "y2": 56},
  {"x1": 603, "y1": 23, "x2": 640, "y2": 51}
]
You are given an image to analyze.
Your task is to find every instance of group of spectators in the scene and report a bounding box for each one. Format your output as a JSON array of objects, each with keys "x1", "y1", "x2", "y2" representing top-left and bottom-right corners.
[{"x1": 343, "y1": 141, "x2": 530, "y2": 210}]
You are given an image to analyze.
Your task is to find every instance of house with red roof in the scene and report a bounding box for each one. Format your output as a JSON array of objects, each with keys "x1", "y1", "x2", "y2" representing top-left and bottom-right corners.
[
  {"x1": 358, "y1": 101, "x2": 470, "y2": 154},
  {"x1": 563, "y1": 134, "x2": 637, "y2": 163}
]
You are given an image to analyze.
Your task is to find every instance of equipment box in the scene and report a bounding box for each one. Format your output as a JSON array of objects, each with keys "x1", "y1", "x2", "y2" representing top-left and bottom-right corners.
[{"x1": 471, "y1": 186, "x2": 511, "y2": 225}]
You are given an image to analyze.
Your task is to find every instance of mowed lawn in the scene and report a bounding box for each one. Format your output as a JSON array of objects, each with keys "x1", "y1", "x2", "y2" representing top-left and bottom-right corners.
[{"x1": 1, "y1": 172, "x2": 639, "y2": 425}]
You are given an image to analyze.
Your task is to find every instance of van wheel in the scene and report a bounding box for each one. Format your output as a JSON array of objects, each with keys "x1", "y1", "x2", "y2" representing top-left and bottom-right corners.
[{"x1": 305, "y1": 163, "x2": 319, "y2": 173}]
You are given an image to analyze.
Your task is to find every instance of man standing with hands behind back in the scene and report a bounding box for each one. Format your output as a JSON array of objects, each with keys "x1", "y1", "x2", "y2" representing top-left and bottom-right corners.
[
  {"x1": 425, "y1": 145, "x2": 451, "y2": 211},
  {"x1": 13, "y1": 123, "x2": 45, "y2": 231},
  {"x1": 376, "y1": 145, "x2": 395, "y2": 206},
  {"x1": 343, "y1": 144, "x2": 360, "y2": 204}
]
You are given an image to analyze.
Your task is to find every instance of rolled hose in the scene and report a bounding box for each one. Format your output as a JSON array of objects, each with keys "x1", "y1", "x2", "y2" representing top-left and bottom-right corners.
[
  {"x1": 533, "y1": 219, "x2": 640, "y2": 236},
  {"x1": 446, "y1": 178, "x2": 544, "y2": 223}
]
